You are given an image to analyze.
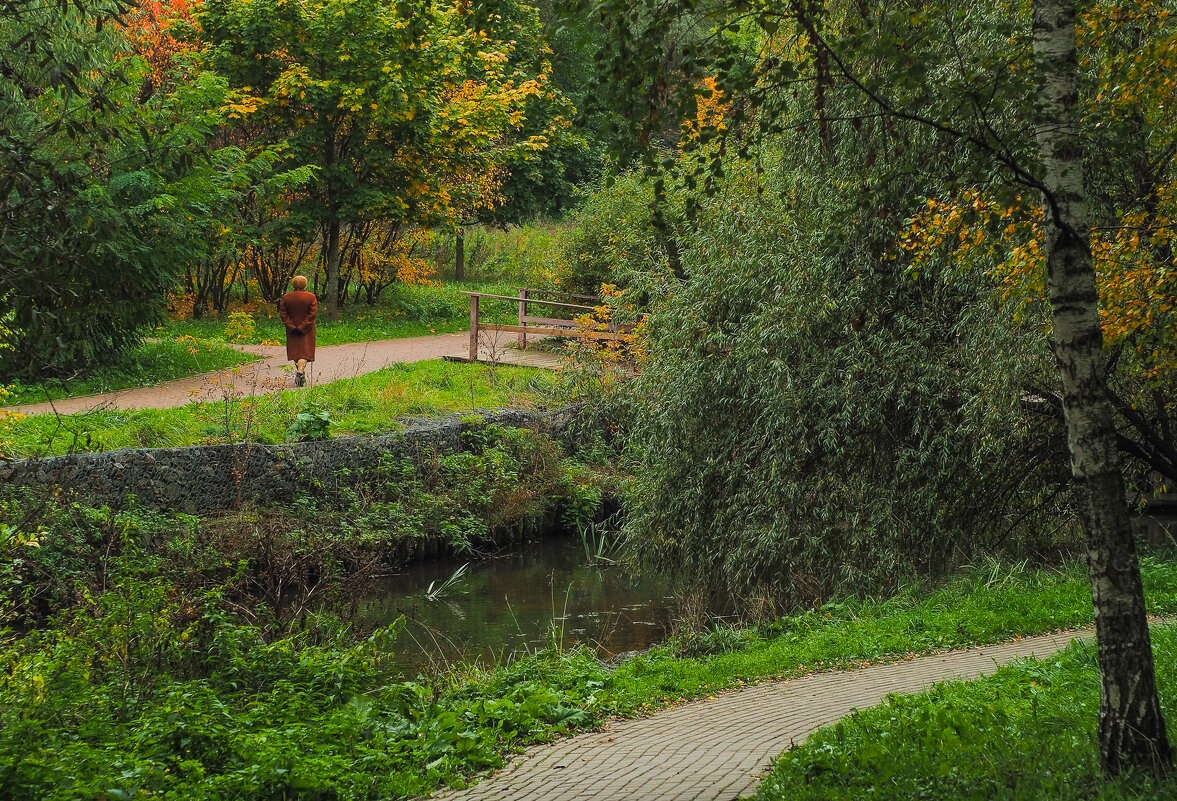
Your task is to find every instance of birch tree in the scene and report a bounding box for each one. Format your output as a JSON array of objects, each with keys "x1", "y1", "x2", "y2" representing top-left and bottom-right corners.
[{"x1": 1032, "y1": 0, "x2": 1169, "y2": 773}]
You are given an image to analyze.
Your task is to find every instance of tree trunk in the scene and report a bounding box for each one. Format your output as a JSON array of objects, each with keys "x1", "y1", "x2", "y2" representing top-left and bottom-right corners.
[
  {"x1": 455, "y1": 229, "x2": 465, "y2": 280},
  {"x1": 1033, "y1": 0, "x2": 1170, "y2": 775},
  {"x1": 325, "y1": 217, "x2": 341, "y2": 322}
]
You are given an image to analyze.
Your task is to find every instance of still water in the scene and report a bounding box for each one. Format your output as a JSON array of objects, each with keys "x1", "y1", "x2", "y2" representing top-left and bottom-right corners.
[{"x1": 354, "y1": 537, "x2": 680, "y2": 672}]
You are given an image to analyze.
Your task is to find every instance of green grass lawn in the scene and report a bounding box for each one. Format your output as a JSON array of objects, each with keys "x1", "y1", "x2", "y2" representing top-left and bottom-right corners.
[
  {"x1": 755, "y1": 622, "x2": 1177, "y2": 800},
  {"x1": 4, "y1": 360, "x2": 557, "y2": 457},
  {"x1": 4, "y1": 338, "x2": 256, "y2": 406},
  {"x1": 160, "y1": 280, "x2": 528, "y2": 347}
]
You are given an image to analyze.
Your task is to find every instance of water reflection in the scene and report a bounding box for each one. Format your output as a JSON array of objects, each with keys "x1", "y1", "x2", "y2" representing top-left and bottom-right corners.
[{"x1": 354, "y1": 537, "x2": 679, "y2": 673}]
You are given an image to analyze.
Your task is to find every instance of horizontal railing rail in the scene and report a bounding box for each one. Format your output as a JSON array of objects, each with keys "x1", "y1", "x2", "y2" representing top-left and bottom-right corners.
[{"x1": 460, "y1": 289, "x2": 625, "y2": 362}]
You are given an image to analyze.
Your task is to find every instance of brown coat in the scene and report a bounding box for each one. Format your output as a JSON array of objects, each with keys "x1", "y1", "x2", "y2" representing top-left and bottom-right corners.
[{"x1": 279, "y1": 290, "x2": 317, "y2": 361}]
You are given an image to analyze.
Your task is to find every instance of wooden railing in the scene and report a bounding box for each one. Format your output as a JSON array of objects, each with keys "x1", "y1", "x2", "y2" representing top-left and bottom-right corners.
[{"x1": 461, "y1": 288, "x2": 625, "y2": 363}]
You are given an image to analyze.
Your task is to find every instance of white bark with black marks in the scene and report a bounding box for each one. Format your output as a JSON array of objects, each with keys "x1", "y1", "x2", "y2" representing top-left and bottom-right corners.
[{"x1": 1032, "y1": 0, "x2": 1170, "y2": 775}]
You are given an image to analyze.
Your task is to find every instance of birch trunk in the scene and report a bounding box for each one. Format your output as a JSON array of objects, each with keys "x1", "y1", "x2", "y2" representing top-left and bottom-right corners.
[{"x1": 1032, "y1": 0, "x2": 1170, "y2": 775}]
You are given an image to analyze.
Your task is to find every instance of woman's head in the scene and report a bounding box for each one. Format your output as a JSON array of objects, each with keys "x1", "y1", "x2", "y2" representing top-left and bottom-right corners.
[{"x1": 292, "y1": 275, "x2": 308, "y2": 290}]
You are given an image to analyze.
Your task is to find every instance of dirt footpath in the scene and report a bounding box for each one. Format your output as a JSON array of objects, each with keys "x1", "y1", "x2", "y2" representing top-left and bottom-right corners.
[{"x1": 6, "y1": 332, "x2": 473, "y2": 417}]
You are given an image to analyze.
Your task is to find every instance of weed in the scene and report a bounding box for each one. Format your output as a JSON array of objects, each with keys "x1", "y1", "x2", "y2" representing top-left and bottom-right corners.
[
  {"x1": 288, "y1": 405, "x2": 333, "y2": 442},
  {"x1": 222, "y1": 311, "x2": 258, "y2": 344},
  {"x1": 580, "y1": 512, "x2": 625, "y2": 567},
  {"x1": 425, "y1": 563, "x2": 471, "y2": 601}
]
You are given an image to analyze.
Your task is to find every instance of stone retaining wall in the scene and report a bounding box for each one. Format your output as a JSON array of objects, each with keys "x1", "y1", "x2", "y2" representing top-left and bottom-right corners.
[{"x1": 0, "y1": 408, "x2": 583, "y2": 514}]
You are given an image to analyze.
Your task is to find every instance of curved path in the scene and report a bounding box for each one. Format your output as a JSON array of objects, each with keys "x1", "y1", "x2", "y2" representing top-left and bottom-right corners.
[
  {"x1": 5, "y1": 331, "x2": 554, "y2": 417},
  {"x1": 434, "y1": 628, "x2": 1088, "y2": 801}
]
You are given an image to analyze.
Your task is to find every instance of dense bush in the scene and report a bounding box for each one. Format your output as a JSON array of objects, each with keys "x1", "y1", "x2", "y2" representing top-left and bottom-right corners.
[
  {"x1": 555, "y1": 172, "x2": 672, "y2": 295},
  {"x1": 0, "y1": 1, "x2": 295, "y2": 379},
  {"x1": 614, "y1": 149, "x2": 1071, "y2": 608}
]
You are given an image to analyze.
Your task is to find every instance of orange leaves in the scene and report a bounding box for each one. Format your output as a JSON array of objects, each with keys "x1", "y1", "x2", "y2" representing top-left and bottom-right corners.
[
  {"x1": 1080, "y1": 1, "x2": 1177, "y2": 127},
  {"x1": 120, "y1": 0, "x2": 198, "y2": 84},
  {"x1": 569, "y1": 282, "x2": 648, "y2": 373},
  {"x1": 352, "y1": 228, "x2": 442, "y2": 288},
  {"x1": 1089, "y1": 199, "x2": 1177, "y2": 380},
  {"x1": 901, "y1": 192, "x2": 1044, "y2": 300},
  {"x1": 224, "y1": 90, "x2": 263, "y2": 120}
]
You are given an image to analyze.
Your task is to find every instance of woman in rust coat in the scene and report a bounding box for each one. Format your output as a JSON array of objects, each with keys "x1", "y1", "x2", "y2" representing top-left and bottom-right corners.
[{"x1": 279, "y1": 276, "x2": 317, "y2": 386}]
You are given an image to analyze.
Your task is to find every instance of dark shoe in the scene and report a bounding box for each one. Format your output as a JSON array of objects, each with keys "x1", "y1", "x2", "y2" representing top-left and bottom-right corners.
[{"x1": 295, "y1": 371, "x2": 306, "y2": 387}]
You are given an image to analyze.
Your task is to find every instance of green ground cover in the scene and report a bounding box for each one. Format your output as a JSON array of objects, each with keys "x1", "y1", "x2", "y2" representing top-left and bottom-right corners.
[
  {"x1": 755, "y1": 624, "x2": 1177, "y2": 800},
  {"x1": 4, "y1": 360, "x2": 556, "y2": 457},
  {"x1": 575, "y1": 556, "x2": 1177, "y2": 716},
  {"x1": 4, "y1": 548, "x2": 1177, "y2": 800},
  {"x1": 160, "y1": 281, "x2": 530, "y2": 347},
  {"x1": 4, "y1": 339, "x2": 256, "y2": 406}
]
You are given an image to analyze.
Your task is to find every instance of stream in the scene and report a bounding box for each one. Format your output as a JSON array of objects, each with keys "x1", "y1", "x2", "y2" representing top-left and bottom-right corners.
[{"x1": 353, "y1": 537, "x2": 681, "y2": 673}]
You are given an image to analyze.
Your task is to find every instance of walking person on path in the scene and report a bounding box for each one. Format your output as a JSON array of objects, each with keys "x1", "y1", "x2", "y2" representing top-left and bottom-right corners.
[{"x1": 279, "y1": 276, "x2": 317, "y2": 386}]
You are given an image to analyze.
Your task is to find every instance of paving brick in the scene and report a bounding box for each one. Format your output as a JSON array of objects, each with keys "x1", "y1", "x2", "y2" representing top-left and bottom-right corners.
[{"x1": 432, "y1": 630, "x2": 1088, "y2": 801}]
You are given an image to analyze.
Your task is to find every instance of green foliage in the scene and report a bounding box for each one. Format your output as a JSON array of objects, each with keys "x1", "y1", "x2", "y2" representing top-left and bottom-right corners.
[
  {"x1": 556, "y1": 171, "x2": 669, "y2": 294},
  {"x1": 619, "y1": 154, "x2": 1068, "y2": 608},
  {"x1": 326, "y1": 424, "x2": 576, "y2": 553},
  {"x1": 0, "y1": 425, "x2": 598, "y2": 631},
  {"x1": 579, "y1": 511, "x2": 624, "y2": 566},
  {"x1": 755, "y1": 626, "x2": 1177, "y2": 801},
  {"x1": 0, "y1": 569, "x2": 596, "y2": 800},
  {"x1": 195, "y1": 0, "x2": 557, "y2": 315},
  {"x1": 4, "y1": 515, "x2": 1177, "y2": 801},
  {"x1": 479, "y1": 0, "x2": 607, "y2": 223},
  {"x1": 574, "y1": 0, "x2": 1177, "y2": 609},
  {"x1": 288, "y1": 405, "x2": 333, "y2": 442},
  {"x1": 221, "y1": 312, "x2": 257, "y2": 345},
  {"x1": 0, "y1": 0, "x2": 304, "y2": 379}
]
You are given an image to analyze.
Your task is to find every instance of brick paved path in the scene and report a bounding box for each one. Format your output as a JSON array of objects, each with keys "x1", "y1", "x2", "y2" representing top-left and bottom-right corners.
[{"x1": 435, "y1": 629, "x2": 1087, "y2": 801}]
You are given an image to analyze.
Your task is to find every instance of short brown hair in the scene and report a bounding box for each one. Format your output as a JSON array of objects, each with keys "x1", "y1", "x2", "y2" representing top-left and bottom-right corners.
[{"x1": 292, "y1": 275, "x2": 308, "y2": 290}]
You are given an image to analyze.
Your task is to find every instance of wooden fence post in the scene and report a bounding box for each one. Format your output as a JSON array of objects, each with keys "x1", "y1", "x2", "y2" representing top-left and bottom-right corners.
[
  {"x1": 518, "y1": 289, "x2": 528, "y2": 350},
  {"x1": 469, "y1": 294, "x2": 479, "y2": 363}
]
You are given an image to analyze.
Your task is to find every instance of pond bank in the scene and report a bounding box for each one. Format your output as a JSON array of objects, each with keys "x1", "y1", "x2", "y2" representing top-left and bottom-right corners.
[{"x1": 6, "y1": 556, "x2": 1177, "y2": 800}]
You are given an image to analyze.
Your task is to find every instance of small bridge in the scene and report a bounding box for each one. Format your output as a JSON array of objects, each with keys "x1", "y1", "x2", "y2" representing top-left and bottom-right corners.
[{"x1": 445, "y1": 288, "x2": 627, "y2": 369}]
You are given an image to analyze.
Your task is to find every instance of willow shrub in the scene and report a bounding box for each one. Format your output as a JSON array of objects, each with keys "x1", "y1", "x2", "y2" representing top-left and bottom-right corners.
[
  {"x1": 618, "y1": 161, "x2": 1069, "y2": 610},
  {"x1": 556, "y1": 172, "x2": 669, "y2": 295}
]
